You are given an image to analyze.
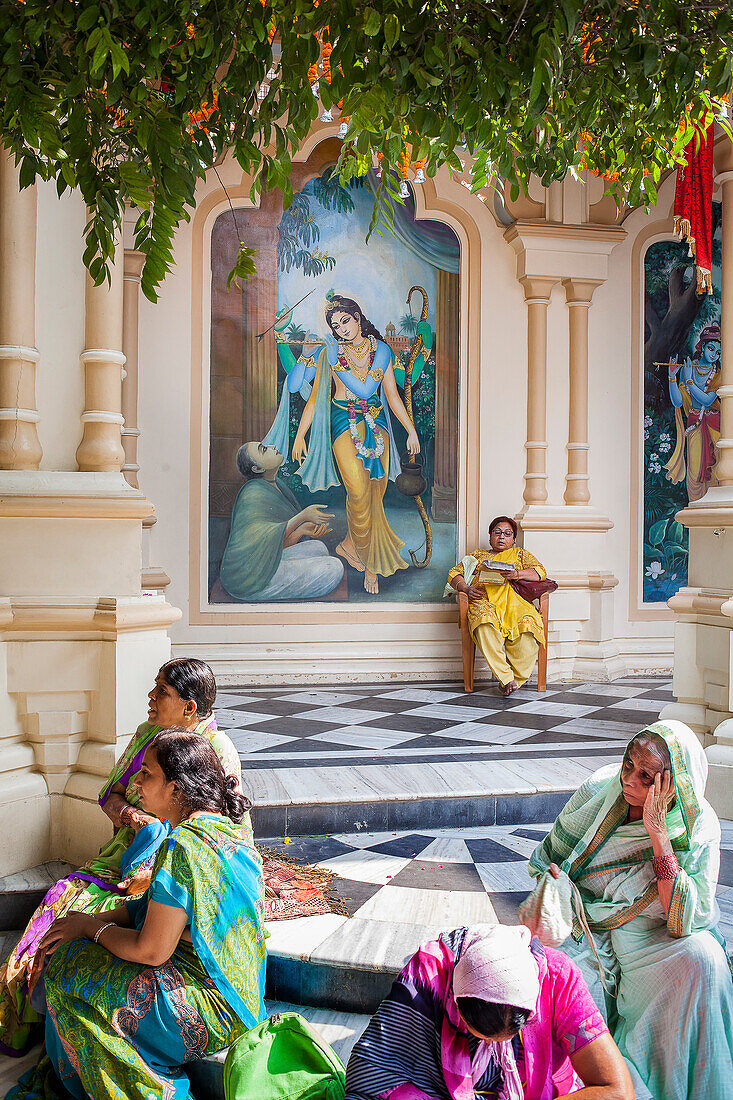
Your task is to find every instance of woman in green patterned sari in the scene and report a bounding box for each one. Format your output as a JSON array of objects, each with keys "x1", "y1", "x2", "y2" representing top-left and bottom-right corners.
[
  {"x1": 8, "y1": 729, "x2": 266, "y2": 1100},
  {"x1": 0, "y1": 658, "x2": 245, "y2": 1056},
  {"x1": 528, "y1": 720, "x2": 733, "y2": 1100}
]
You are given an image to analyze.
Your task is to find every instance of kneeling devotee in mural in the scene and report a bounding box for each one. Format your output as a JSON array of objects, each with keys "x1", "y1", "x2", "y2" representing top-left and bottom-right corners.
[
  {"x1": 7, "y1": 730, "x2": 266, "y2": 1100},
  {"x1": 446, "y1": 516, "x2": 546, "y2": 695},
  {"x1": 0, "y1": 657, "x2": 245, "y2": 1055},
  {"x1": 529, "y1": 720, "x2": 733, "y2": 1100},
  {"x1": 219, "y1": 440, "x2": 344, "y2": 601},
  {"x1": 345, "y1": 923, "x2": 633, "y2": 1100}
]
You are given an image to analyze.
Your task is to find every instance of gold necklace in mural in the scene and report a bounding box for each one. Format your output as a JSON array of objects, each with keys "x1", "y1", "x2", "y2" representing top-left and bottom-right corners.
[
  {"x1": 342, "y1": 337, "x2": 372, "y2": 381},
  {"x1": 694, "y1": 360, "x2": 715, "y2": 380}
]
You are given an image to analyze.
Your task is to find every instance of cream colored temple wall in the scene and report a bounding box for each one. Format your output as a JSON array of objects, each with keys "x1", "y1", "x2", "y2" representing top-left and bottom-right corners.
[
  {"x1": 127, "y1": 130, "x2": 678, "y2": 684},
  {"x1": 0, "y1": 165, "x2": 179, "y2": 876}
]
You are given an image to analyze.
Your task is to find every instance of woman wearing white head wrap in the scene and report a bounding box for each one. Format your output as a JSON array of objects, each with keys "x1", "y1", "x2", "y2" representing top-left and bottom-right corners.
[
  {"x1": 529, "y1": 720, "x2": 733, "y2": 1100},
  {"x1": 345, "y1": 923, "x2": 632, "y2": 1100}
]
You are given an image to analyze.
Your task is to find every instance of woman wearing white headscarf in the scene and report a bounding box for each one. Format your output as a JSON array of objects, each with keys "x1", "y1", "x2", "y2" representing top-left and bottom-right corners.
[
  {"x1": 345, "y1": 923, "x2": 632, "y2": 1100},
  {"x1": 529, "y1": 720, "x2": 733, "y2": 1100}
]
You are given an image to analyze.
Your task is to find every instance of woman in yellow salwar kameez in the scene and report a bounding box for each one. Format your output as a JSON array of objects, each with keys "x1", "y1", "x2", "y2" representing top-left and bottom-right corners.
[
  {"x1": 291, "y1": 293, "x2": 419, "y2": 595},
  {"x1": 446, "y1": 516, "x2": 546, "y2": 695}
]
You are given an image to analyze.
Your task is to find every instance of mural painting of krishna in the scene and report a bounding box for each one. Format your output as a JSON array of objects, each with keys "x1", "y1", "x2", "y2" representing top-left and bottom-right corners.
[{"x1": 208, "y1": 168, "x2": 461, "y2": 605}]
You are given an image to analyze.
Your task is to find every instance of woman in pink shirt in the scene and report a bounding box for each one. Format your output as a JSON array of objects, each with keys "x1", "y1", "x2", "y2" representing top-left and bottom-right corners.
[{"x1": 344, "y1": 925, "x2": 632, "y2": 1100}]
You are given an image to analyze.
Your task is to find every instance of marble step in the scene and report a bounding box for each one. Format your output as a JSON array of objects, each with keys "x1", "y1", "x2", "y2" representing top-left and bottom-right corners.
[
  {"x1": 0, "y1": 1004, "x2": 369, "y2": 1100},
  {"x1": 250, "y1": 784, "x2": 573, "y2": 839},
  {"x1": 186, "y1": 1001, "x2": 369, "y2": 1099},
  {"x1": 0, "y1": 862, "x2": 74, "y2": 932}
]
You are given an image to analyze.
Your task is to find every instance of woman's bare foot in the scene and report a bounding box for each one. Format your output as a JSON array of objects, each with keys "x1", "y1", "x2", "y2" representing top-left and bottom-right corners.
[
  {"x1": 364, "y1": 571, "x2": 379, "y2": 594},
  {"x1": 336, "y1": 540, "x2": 364, "y2": 572},
  {"x1": 501, "y1": 680, "x2": 519, "y2": 696}
]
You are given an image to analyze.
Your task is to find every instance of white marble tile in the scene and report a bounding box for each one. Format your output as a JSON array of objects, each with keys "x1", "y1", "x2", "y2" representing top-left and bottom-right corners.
[
  {"x1": 418, "y1": 838, "x2": 473, "y2": 864},
  {"x1": 307, "y1": 726, "x2": 420, "y2": 749},
  {"x1": 378, "y1": 688, "x2": 465, "y2": 703},
  {"x1": 215, "y1": 708, "x2": 279, "y2": 728},
  {"x1": 311, "y1": 917, "x2": 441, "y2": 971},
  {"x1": 407, "y1": 703, "x2": 501, "y2": 721},
  {"x1": 264, "y1": 913, "x2": 347, "y2": 960},
  {"x1": 510, "y1": 701, "x2": 598, "y2": 718},
  {"x1": 428, "y1": 722, "x2": 538, "y2": 745},
  {"x1": 226, "y1": 731, "x2": 298, "y2": 754},
  {"x1": 487, "y1": 832, "x2": 545, "y2": 858},
  {"x1": 281, "y1": 691, "x2": 370, "y2": 707},
  {"x1": 608, "y1": 697, "x2": 663, "y2": 713},
  {"x1": 0, "y1": 860, "x2": 74, "y2": 892},
  {"x1": 564, "y1": 684, "x2": 647, "y2": 699},
  {"x1": 241, "y1": 768, "x2": 293, "y2": 805},
  {"x1": 331, "y1": 830, "x2": 410, "y2": 848},
  {"x1": 265, "y1": 999, "x2": 370, "y2": 1063},
  {"x1": 551, "y1": 718, "x2": 633, "y2": 739},
  {"x1": 475, "y1": 861, "x2": 535, "y2": 893},
  {"x1": 353, "y1": 884, "x2": 498, "y2": 927},
  {"x1": 316, "y1": 850, "x2": 411, "y2": 885},
  {"x1": 294, "y1": 706, "x2": 383, "y2": 726},
  {"x1": 214, "y1": 692, "x2": 263, "y2": 708}
]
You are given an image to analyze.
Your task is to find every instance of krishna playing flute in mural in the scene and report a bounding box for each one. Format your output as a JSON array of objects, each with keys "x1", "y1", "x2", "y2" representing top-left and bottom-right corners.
[{"x1": 208, "y1": 168, "x2": 460, "y2": 605}]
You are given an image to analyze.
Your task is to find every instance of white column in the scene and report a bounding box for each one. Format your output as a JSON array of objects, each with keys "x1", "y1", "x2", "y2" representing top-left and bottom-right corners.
[
  {"x1": 121, "y1": 250, "x2": 144, "y2": 487},
  {"x1": 520, "y1": 276, "x2": 556, "y2": 505},
  {"x1": 562, "y1": 278, "x2": 602, "y2": 505}
]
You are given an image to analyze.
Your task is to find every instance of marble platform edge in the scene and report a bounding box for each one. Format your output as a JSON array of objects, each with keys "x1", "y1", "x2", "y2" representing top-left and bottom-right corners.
[
  {"x1": 0, "y1": 862, "x2": 76, "y2": 933},
  {"x1": 185, "y1": 1000, "x2": 370, "y2": 1100},
  {"x1": 251, "y1": 788, "x2": 574, "y2": 838}
]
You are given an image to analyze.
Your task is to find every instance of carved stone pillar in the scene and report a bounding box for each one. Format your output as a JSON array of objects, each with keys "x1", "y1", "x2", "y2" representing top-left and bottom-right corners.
[
  {"x1": 0, "y1": 147, "x2": 42, "y2": 470},
  {"x1": 520, "y1": 276, "x2": 556, "y2": 505},
  {"x1": 562, "y1": 278, "x2": 602, "y2": 505},
  {"x1": 432, "y1": 269, "x2": 459, "y2": 521},
  {"x1": 76, "y1": 230, "x2": 126, "y2": 472},
  {"x1": 121, "y1": 250, "x2": 144, "y2": 487}
]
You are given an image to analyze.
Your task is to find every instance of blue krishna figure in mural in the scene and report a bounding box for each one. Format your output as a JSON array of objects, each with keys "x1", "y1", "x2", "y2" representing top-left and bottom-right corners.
[{"x1": 267, "y1": 292, "x2": 421, "y2": 595}]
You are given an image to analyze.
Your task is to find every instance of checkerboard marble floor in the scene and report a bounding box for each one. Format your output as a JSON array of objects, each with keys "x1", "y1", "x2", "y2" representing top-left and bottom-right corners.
[
  {"x1": 215, "y1": 677, "x2": 674, "y2": 812},
  {"x1": 262, "y1": 817, "x2": 733, "y2": 986}
]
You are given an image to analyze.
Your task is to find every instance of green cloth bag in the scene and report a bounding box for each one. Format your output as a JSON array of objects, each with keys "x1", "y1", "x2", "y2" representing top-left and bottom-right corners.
[{"x1": 224, "y1": 1011, "x2": 346, "y2": 1100}]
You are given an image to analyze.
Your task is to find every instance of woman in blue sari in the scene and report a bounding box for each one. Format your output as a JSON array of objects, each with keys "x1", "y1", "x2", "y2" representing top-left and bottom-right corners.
[{"x1": 8, "y1": 729, "x2": 267, "y2": 1100}]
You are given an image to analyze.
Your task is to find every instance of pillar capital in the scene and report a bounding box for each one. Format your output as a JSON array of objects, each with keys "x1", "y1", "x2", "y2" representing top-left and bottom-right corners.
[
  {"x1": 123, "y1": 249, "x2": 145, "y2": 281},
  {"x1": 562, "y1": 277, "x2": 603, "y2": 305},
  {"x1": 519, "y1": 275, "x2": 557, "y2": 303}
]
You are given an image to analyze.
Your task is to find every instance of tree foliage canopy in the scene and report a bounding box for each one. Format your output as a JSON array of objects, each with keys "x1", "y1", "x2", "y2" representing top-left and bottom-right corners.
[{"x1": 1, "y1": 0, "x2": 731, "y2": 300}]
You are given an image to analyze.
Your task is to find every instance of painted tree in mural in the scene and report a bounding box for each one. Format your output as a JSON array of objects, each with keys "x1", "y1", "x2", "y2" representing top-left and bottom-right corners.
[{"x1": 1, "y1": 0, "x2": 731, "y2": 299}]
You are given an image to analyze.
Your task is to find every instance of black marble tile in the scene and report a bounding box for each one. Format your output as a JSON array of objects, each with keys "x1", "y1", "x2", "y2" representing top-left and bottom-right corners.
[
  {"x1": 511, "y1": 827, "x2": 550, "y2": 841},
  {"x1": 367, "y1": 834, "x2": 435, "y2": 858},
  {"x1": 465, "y1": 838, "x2": 527, "y2": 863},
  {"x1": 536, "y1": 691, "x2": 612, "y2": 708},
  {"x1": 254, "y1": 738, "x2": 352, "y2": 754},
  {"x1": 387, "y1": 796, "x2": 495, "y2": 832},
  {"x1": 285, "y1": 799, "x2": 390, "y2": 837},
  {"x1": 224, "y1": 699, "x2": 317, "y2": 717},
  {"x1": 388, "y1": 859, "x2": 486, "y2": 892},
  {"x1": 326, "y1": 877, "x2": 384, "y2": 917},
  {"x1": 474, "y1": 712, "x2": 566, "y2": 731},
  {"x1": 258, "y1": 836, "x2": 355, "y2": 863},
  {"x1": 401, "y1": 733, "x2": 491, "y2": 749},
  {"x1": 360, "y1": 713, "x2": 456, "y2": 734},
  {"x1": 487, "y1": 891, "x2": 528, "y2": 923},
  {"x1": 590, "y1": 707, "x2": 651, "y2": 725},
  {"x1": 513, "y1": 731, "x2": 602, "y2": 746},
  {"x1": 344, "y1": 697, "x2": 432, "y2": 714},
  {"x1": 250, "y1": 803, "x2": 287, "y2": 839},
  {"x1": 239, "y1": 717, "x2": 340, "y2": 738}
]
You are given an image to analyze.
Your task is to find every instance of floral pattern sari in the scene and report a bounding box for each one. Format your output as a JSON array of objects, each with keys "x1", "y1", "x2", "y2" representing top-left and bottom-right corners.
[
  {"x1": 0, "y1": 716, "x2": 247, "y2": 1056},
  {"x1": 8, "y1": 814, "x2": 266, "y2": 1100}
]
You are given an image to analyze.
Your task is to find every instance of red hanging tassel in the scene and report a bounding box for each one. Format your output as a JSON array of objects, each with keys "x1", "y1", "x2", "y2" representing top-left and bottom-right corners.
[{"x1": 674, "y1": 122, "x2": 714, "y2": 295}]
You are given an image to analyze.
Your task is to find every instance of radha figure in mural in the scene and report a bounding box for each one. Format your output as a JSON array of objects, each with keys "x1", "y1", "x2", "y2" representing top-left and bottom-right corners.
[
  {"x1": 286, "y1": 293, "x2": 420, "y2": 595},
  {"x1": 665, "y1": 323, "x2": 721, "y2": 502}
]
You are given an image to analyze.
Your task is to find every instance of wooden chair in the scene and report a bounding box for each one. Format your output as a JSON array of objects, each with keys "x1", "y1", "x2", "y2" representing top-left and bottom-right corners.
[{"x1": 458, "y1": 589, "x2": 550, "y2": 693}]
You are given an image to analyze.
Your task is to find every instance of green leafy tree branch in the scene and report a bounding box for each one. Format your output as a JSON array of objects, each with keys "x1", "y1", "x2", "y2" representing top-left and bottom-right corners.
[{"x1": 1, "y1": 0, "x2": 731, "y2": 301}]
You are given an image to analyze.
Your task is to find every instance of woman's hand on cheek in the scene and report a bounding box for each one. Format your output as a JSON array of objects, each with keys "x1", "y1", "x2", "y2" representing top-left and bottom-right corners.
[{"x1": 642, "y1": 770, "x2": 674, "y2": 839}]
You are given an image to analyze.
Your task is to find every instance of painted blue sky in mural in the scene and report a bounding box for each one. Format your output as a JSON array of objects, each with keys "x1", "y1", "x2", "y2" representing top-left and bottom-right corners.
[{"x1": 277, "y1": 180, "x2": 441, "y2": 335}]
